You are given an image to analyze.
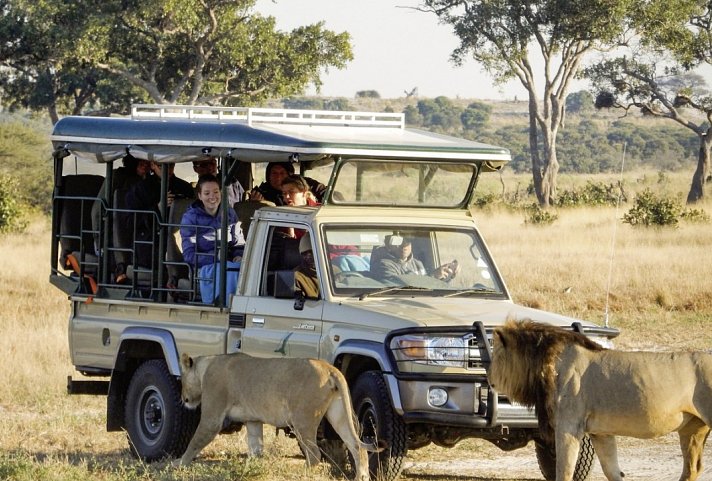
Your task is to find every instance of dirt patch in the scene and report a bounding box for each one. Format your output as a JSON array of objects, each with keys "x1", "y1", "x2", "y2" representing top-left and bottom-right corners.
[{"x1": 401, "y1": 434, "x2": 712, "y2": 480}]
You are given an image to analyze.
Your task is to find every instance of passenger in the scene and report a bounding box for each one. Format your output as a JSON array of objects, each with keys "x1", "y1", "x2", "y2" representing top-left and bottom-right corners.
[
  {"x1": 371, "y1": 234, "x2": 460, "y2": 281},
  {"x1": 278, "y1": 175, "x2": 319, "y2": 240},
  {"x1": 180, "y1": 174, "x2": 241, "y2": 304},
  {"x1": 101, "y1": 154, "x2": 150, "y2": 197},
  {"x1": 126, "y1": 161, "x2": 195, "y2": 213},
  {"x1": 125, "y1": 161, "x2": 195, "y2": 268},
  {"x1": 91, "y1": 153, "x2": 149, "y2": 257},
  {"x1": 248, "y1": 162, "x2": 326, "y2": 205},
  {"x1": 294, "y1": 232, "x2": 319, "y2": 299},
  {"x1": 192, "y1": 158, "x2": 245, "y2": 207},
  {"x1": 280, "y1": 175, "x2": 320, "y2": 207}
]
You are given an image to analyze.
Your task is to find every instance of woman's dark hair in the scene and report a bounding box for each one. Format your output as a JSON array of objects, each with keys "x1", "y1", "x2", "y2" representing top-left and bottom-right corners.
[
  {"x1": 122, "y1": 154, "x2": 139, "y2": 171},
  {"x1": 196, "y1": 174, "x2": 220, "y2": 193}
]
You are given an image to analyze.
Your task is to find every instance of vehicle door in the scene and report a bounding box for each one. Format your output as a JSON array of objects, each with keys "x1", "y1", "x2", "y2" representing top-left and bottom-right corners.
[{"x1": 239, "y1": 223, "x2": 323, "y2": 359}]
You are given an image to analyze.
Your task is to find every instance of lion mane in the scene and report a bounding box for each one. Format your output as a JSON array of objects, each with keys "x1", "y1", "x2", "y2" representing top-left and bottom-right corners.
[{"x1": 489, "y1": 319, "x2": 605, "y2": 442}]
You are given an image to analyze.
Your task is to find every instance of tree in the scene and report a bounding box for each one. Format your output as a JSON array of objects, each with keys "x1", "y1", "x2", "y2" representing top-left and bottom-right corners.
[
  {"x1": 356, "y1": 90, "x2": 381, "y2": 99},
  {"x1": 1, "y1": 0, "x2": 353, "y2": 121},
  {"x1": 82, "y1": 0, "x2": 353, "y2": 106},
  {"x1": 565, "y1": 91, "x2": 594, "y2": 114},
  {"x1": 0, "y1": 0, "x2": 140, "y2": 123},
  {"x1": 413, "y1": 96, "x2": 462, "y2": 130},
  {"x1": 586, "y1": 0, "x2": 712, "y2": 203},
  {"x1": 282, "y1": 97, "x2": 352, "y2": 111},
  {"x1": 460, "y1": 101, "x2": 491, "y2": 131},
  {"x1": 421, "y1": 0, "x2": 633, "y2": 206},
  {"x1": 403, "y1": 104, "x2": 424, "y2": 126}
]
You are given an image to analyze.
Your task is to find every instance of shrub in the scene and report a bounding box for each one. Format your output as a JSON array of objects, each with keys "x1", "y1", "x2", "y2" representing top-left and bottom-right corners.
[
  {"x1": 622, "y1": 189, "x2": 681, "y2": 227},
  {"x1": 524, "y1": 203, "x2": 558, "y2": 225},
  {"x1": 680, "y1": 207, "x2": 710, "y2": 223},
  {"x1": 0, "y1": 174, "x2": 28, "y2": 233},
  {"x1": 472, "y1": 192, "x2": 499, "y2": 208},
  {"x1": 556, "y1": 181, "x2": 627, "y2": 207}
]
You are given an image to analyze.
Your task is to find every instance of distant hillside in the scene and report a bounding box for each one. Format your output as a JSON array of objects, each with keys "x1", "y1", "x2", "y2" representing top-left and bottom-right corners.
[{"x1": 273, "y1": 95, "x2": 699, "y2": 175}]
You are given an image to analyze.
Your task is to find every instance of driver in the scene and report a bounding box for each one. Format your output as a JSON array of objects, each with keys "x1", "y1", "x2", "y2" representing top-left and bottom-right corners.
[{"x1": 371, "y1": 234, "x2": 460, "y2": 281}]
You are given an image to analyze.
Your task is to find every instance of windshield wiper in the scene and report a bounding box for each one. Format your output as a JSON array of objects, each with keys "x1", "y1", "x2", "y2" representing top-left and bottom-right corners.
[
  {"x1": 359, "y1": 285, "x2": 432, "y2": 300},
  {"x1": 443, "y1": 286, "x2": 499, "y2": 298}
]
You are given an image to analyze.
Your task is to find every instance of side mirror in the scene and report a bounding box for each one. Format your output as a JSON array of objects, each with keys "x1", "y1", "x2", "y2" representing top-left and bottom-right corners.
[{"x1": 294, "y1": 290, "x2": 305, "y2": 311}]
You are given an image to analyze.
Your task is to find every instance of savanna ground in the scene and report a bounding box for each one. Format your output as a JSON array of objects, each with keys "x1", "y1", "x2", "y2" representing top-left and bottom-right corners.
[{"x1": 1, "y1": 170, "x2": 711, "y2": 480}]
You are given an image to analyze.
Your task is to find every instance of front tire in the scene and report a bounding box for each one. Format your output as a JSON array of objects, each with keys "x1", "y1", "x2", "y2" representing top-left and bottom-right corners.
[
  {"x1": 124, "y1": 359, "x2": 199, "y2": 461},
  {"x1": 318, "y1": 438, "x2": 355, "y2": 479},
  {"x1": 535, "y1": 435, "x2": 595, "y2": 481},
  {"x1": 351, "y1": 371, "x2": 407, "y2": 481}
]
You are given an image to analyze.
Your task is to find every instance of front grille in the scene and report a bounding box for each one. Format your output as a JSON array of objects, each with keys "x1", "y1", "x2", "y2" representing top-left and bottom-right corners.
[{"x1": 466, "y1": 334, "x2": 492, "y2": 370}]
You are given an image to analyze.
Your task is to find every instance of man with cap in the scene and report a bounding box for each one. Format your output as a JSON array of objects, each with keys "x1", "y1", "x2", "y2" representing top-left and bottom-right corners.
[
  {"x1": 294, "y1": 232, "x2": 319, "y2": 299},
  {"x1": 371, "y1": 233, "x2": 460, "y2": 282},
  {"x1": 192, "y1": 157, "x2": 245, "y2": 207}
]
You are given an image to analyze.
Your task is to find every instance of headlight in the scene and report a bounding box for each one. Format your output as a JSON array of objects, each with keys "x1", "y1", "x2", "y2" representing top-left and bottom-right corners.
[{"x1": 391, "y1": 335, "x2": 466, "y2": 368}]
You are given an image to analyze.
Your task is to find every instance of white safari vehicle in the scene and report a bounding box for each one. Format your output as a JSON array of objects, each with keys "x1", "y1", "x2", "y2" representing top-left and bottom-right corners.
[{"x1": 50, "y1": 105, "x2": 618, "y2": 480}]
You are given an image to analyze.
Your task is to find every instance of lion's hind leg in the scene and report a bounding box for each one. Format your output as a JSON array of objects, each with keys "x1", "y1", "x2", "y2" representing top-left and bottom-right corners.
[
  {"x1": 678, "y1": 417, "x2": 710, "y2": 481},
  {"x1": 325, "y1": 394, "x2": 370, "y2": 481},
  {"x1": 589, "y1": 434, "x2": 624, "y2": 481},
  {"x1": 291, "y1": 421, "x2": 321, "y2": 467},
  {"x1": 176, "y1": 413, "x2": 224, "y2": 466}
]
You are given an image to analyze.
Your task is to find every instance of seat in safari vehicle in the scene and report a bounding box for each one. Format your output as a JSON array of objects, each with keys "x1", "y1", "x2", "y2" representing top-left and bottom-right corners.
[{"x1": 57, "y1": 174, "x2": 104, "y2": 293}]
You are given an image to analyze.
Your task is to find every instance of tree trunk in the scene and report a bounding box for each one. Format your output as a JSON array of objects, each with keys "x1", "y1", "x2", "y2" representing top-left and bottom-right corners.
[
  {"x1": 47, "y1": 104, "x2": 59, "y2": 125},
  {"x1": 528, "y1": 96, "x2": 545, "y2": 205},
  {"x1": 539, "y1": 129, "x2": 560, "y2": 207},
  {"x1": 686, "y1": 132, "x2": 711, "y2": 204}
]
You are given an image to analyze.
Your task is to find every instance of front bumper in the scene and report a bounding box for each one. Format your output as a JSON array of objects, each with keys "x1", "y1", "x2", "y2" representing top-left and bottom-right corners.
[
  {"x1": 386, "y1": 374, "x2": 537, "y2": 429},
  {"x1": 384, "y1": 321, "x2": 618, "y2": 430}
]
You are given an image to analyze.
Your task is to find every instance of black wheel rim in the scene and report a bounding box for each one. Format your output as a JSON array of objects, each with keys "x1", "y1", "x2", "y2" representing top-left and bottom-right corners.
[
  {"x1": 358, "y1": 399, "x2": 382, "y2": 473},
  {"x1": 138, "y1": 385, "x2": 165, "y2": 445},
  {"x1": 358, "y1": 401, "x2": 378, "y2": 439}
]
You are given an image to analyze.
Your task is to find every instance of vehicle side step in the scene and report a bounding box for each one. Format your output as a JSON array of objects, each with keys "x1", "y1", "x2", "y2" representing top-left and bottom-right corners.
[{"x1": 67, "y1": 376, "x2": 110, "y2": 395}]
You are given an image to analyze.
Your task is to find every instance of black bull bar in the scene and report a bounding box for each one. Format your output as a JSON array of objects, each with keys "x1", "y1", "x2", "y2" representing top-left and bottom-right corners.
[{"x1": 384, "y1": 321, "x2": 620, "y2": 429}]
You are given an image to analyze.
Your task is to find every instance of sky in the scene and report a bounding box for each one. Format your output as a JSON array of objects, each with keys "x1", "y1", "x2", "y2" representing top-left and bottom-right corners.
[{"x1": 254, "y1": 0, "x2": 530, "y2": 100}]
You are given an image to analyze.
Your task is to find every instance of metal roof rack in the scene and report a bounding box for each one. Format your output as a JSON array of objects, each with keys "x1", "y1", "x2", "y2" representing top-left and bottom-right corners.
[{"x1": 131, "y1": 104, "x2": 405, "y2": 129}]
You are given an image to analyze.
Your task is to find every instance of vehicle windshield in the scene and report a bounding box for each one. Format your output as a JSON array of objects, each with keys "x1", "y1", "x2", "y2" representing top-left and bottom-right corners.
[{"x1": 323, "y1": 226, "x2": 506, "y2": 298}]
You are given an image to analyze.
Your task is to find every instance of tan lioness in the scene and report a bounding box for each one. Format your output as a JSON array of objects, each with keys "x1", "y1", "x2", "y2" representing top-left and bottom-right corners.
[
  {"x1": 490, "y1": 320, "x2": 712, "y2": 481},
  {"x1": 175, "y1": 353, "x2": 382, "y2": 481}
]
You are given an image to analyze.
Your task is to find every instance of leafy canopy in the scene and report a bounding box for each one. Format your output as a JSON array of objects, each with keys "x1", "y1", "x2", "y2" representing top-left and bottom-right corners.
[
  {"x1": 78, "y1": 0, "x2": 353, "y2": 105},
  {"x1": 0, "y1": 0, "x2": 353, "y2": 117}
]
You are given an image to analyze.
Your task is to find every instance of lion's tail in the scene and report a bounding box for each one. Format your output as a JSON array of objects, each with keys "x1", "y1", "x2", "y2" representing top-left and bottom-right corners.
[{"x1": 330, "y1": 371, "x2": 387, "y2": 453}]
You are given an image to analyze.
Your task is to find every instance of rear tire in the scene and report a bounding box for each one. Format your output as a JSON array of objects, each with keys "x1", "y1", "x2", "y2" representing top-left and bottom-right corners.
[
  {"x1": 535, "y1": 435, "x2": 595, "y2": 481},
  {"x1": 351, "y1": 371, "x2": 407, "y2": 481},
  {"x1": 124, "y1": 359, "x2": 199, "y2": 461}
]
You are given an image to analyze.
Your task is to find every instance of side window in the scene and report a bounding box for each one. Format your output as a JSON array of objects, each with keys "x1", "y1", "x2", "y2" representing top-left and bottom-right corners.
[{"x1": 259, "y1": 225, "x2": 304, "y2": 297}]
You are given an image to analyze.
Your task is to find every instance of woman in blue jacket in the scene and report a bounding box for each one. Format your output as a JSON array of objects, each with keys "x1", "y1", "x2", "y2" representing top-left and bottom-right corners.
[{"x1": 180, "y1": 174, "x2": 241, "y2": 303}]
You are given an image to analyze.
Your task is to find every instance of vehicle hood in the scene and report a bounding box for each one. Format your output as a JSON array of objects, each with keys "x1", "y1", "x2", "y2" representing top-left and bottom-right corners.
[{"x1": 334, "y1": 296, "x2": 598, "y2": 329}]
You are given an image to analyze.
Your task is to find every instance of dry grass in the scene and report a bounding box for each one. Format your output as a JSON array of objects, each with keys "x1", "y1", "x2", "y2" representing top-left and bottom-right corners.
[
  {"x1": 1, "y1": 178, "x2": 711, "y2": 480},
  {"x1": 0, "y1": 218, "x2": 71, "y2": 407},
  {"x1": 477, "y1": 204, "x2": 712, "y2": 350}
]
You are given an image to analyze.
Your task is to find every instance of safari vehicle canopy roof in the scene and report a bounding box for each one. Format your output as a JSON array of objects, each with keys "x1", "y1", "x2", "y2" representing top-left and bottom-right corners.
[{"x1": 50, "y1": 104, "x2": 510, "y2": 168}]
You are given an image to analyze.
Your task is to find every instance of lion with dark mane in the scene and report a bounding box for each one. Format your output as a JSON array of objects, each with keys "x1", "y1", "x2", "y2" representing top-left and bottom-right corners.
[{"x1": 490, "y1": 319, "x2": 712, "y2": 481}]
